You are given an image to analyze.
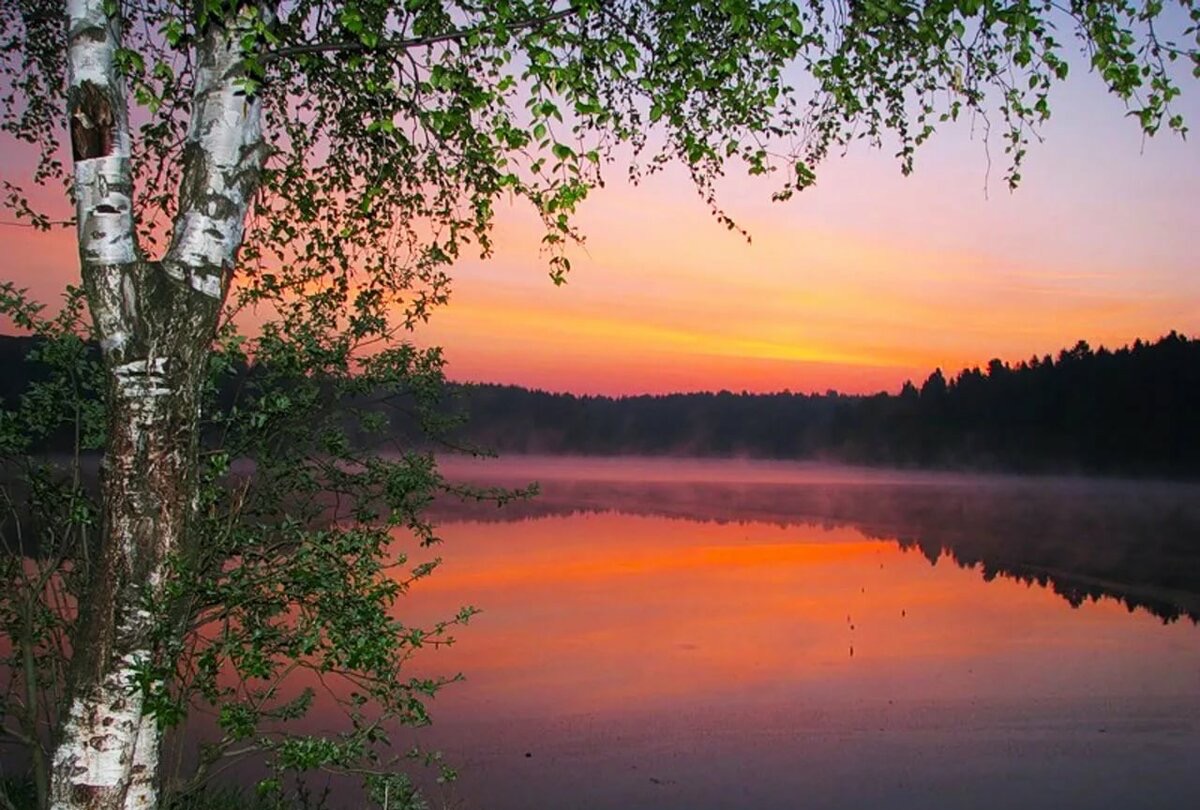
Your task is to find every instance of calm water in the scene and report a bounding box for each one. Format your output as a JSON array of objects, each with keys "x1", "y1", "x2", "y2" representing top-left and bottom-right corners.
[{"x1": 358, "y1": 457, "x2": 1200, "y2": 810}]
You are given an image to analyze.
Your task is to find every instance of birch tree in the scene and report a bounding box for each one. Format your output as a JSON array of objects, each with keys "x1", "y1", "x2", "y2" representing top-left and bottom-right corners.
[{"x1": 1, "y1": 1, "x2": 1196, "y2": 809}]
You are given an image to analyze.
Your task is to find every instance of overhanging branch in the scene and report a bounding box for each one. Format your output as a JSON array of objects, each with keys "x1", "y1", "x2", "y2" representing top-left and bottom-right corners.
[{"x1": 260, "y1": 4, "x2": 582, "y2": 65}]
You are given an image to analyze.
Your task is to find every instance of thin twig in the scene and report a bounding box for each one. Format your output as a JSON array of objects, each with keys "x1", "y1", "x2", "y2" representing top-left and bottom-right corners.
[{"x1": 261, "y1": 5, "x2": 582, "y2": 65}]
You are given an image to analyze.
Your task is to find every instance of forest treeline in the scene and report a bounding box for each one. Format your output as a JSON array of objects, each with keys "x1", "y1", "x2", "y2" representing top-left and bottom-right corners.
[
  {"x1": 2, "y1": 332, "x2": 1198, "y2": 476},
  {"x1": 449, "y1": 333, "x2": 1200, "y2": 476}
]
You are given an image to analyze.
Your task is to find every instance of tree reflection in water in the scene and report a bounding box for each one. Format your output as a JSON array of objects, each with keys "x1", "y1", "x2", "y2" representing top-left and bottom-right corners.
[{"x1": 433, "y1": 460, "x2": 1200, "y2": 623}]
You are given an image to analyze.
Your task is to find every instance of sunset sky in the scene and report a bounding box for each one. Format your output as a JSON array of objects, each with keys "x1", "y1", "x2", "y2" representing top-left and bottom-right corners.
[
  {"x1": 3, "y1": 67, "x2": 1198, "y2": 396},
  {"x1": 418, "y1": 72, "x2": 1200, "y2": 395}
]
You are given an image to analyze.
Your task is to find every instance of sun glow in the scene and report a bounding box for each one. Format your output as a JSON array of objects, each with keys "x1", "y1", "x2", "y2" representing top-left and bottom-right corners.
[{"x1": 4, "y1": 79, "x2": 1197, "y2": 395}]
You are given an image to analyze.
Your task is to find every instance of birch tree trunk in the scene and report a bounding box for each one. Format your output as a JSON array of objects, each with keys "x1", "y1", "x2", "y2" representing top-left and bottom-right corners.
[{"x1": 49, "y1": 3, "x2": 265, "y2": 808}]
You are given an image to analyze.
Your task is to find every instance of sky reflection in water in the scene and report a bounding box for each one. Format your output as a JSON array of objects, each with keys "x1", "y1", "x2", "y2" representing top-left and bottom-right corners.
[{"x1": 384, "y1": 458, "x2": 1200, "y2": 809}]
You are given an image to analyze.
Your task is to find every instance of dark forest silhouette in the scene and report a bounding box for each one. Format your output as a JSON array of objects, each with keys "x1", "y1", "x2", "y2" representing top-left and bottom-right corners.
[
  {"x1": 451, "y1": 333, "x2": 1199, "y2": 476},
  {"x1": 2, "y1": 332, "x2": 1198, "y2": 475},
  {"x1": 4, "y1": 331, "x2": 1200, "y2": 619}
]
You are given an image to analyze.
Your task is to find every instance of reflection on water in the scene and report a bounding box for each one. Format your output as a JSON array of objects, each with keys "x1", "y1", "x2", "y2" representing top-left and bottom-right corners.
[
  {"x1": 433, "y1": 456, "x2": 1200, "y2": 623},
  {"x1": 382, "y1": 457, "x2": 1200, "y2": 810}
]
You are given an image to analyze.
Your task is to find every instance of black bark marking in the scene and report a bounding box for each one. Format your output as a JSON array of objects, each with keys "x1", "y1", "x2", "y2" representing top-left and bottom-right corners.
[
  {"x1": 71, "y1": 26, "x2": 109, "y2": 45},
  {"x1": 71, "y1": 82, "x2": 115, "y2": 161}
]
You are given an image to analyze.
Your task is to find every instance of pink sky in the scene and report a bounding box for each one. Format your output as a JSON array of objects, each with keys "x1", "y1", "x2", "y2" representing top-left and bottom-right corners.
[
  {"x1": 415, "y1": 88, "x2": 1199, "y2": 394},
  {"x1": 3, "y1": 70, "x2": 1198, "y2": 396}
]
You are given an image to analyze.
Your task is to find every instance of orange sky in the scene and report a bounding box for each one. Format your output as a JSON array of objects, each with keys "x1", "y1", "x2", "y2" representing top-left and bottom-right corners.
[
  {"x1": 3, "y1": 73, "x2": 1198, "y2": 395},
  {"x1": 414, "y1": 93, "x2": 1199, "y2": 395},
  {"x1": 420, "y1": 73, "x2": 1199, "y2": 394}
]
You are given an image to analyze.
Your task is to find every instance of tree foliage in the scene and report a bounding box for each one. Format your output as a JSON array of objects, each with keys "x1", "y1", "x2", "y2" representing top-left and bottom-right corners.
[
  {"x1": 0, "y1": 281, "x2": 535, "y2": 808},
  {"x1": 4, "y1": 2, "x2": 1198, "y2": 261},
  {"x1": 0, "y1": 1, "x2": 1197, "y2": 808}
]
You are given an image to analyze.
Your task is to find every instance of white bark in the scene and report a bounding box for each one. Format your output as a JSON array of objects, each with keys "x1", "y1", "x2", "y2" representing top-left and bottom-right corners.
[
  {"x1": 122, "y1": 712, "x2": 160, "y2": 810},
  {"x1": 75, "y1": 156, "x2": 136, "y2": 266},
  {"x1": 113, "y1": 358, "x2": 172, "y2": 400},
  {"x1": 50, "y1": 649, "x2": 148, "y2": 809},
  {"x1": 66, "y1": 0, "x2": 133, "y2": 251},
  {"x1": 167, "y1": 17, "x2": 266, "y2": 297},
  {"x1": 66, "y1": 0, "x2": 137, "y2": 354},
  {"x1": 55, "y1": 5, "x2": 267, "y2": 810},
  {"x1": 53, "y1": 5, "x2": 161, "y2": 810}
]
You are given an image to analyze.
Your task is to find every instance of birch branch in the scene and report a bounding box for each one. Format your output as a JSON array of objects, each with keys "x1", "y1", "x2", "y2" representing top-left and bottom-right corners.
[
  {"x1": 164, "y1": 12, "x2": 269, "y2": 302},
  {"x1": 259, "y1": 5, "x2": 582, "y2": 64},
  {"x1": 66, "y1": 0, "x2": 137, "y2": 357}
]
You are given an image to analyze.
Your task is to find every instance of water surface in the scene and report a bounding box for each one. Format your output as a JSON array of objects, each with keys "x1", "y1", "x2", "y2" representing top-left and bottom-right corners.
[{"x1": 388, "y1": 458, "x2": 1200, "y2": 808}]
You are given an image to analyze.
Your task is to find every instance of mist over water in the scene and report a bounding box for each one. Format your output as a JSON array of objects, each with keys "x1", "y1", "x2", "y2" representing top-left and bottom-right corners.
[
  {"x1": 435, "y1": 456, "x2": 1200, "y2": 623},
  {"x1": 394, "y1": 456, "x2": 1200, "y2": 810},
  {"x1": 25, "y1": 456, "x2": 1189, "y2": 808}
]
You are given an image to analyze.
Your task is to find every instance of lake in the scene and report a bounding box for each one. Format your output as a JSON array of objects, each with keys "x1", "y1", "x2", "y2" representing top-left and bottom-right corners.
[{"x1": 345, "y1": 457, "x2": 1200, "y2": 810}]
